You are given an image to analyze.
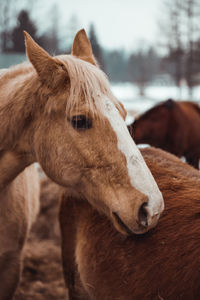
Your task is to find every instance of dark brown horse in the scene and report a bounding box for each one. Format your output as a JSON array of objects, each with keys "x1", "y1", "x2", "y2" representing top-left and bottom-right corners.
[
  {"x1": 59, "y1": 147, "x2": 200, "y2": 300},
  {"x1": 128, "y1": 99, "x2": 200, "y2": 169}
]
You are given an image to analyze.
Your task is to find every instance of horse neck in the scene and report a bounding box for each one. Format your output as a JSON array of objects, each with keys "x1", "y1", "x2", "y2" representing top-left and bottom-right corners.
[
  {"x1": 0, "y1": 66, "x2": 38, "y2": 190},
  {"x1": 0, "y1": 150, "x2": 32, "y2": 190}
]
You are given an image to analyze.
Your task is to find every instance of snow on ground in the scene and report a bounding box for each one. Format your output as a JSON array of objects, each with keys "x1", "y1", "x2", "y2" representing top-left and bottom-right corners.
[{"x1": 111, "y1": 82, "x2": 200, "y2": 124}]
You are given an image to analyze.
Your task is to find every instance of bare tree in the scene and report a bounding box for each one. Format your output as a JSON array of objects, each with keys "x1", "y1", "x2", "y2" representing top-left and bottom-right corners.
[
  {"x1": 0, "y1": 0, "x2": 37, "y2": 52},
  {"x1": 158, "y1": 0, "x2": 184, "y2": 88},
  {"x1": 183, "y1": 0, "x2": 200, "y2": 95},
  {"x1": 159, "y1": 0, "x2": 200, "y2": 97},
  {"x1": 11, "y1": 10, "x2": 37, "y2": 52},
  {"x1": 0, "y1": 0, "x2": 15, "y2": 52},
  {"x1": 129, "y1": 47, "x2": 160, "y2": 96}
]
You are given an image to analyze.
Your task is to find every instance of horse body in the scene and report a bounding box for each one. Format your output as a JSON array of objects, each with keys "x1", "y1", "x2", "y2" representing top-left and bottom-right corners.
[
  {"x1": 128, "y1": 99, "x2": 200, "y2": 168},
  {"x1": 60, "y1": 147, "x2": 200, "y2": 300},
  {"x1": 0, "y1": 164, "x2": 40, "y2": 300}
]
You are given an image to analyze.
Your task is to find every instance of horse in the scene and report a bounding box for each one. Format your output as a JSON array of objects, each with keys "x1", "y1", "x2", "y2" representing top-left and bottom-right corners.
[
  {"x1": 0, "y1": 28, "x2": 164, "y2": 239},
  {"x1": 0, "y1": 164, "x2": 40, "y2": 300},
  {"x1": 59, "y1": 147, "x2": 200, "y2": 300},
  {"x1": 128, "y1": 99, "x2": 200, "y2": 169}
]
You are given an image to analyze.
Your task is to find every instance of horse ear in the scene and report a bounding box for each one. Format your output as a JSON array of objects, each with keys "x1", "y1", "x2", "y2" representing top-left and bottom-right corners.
[
  {"x1": 24, "y1": 31, "x2": 68, "y2": 88},
  {"x1": 72, "y1": 29, "x2": 97, "y2": 66}
]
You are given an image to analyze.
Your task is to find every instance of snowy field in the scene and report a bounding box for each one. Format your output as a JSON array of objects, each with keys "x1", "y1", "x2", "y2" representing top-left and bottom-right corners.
[{"x1": 111, "y1": 83, "x2": 200, "y2": 125}]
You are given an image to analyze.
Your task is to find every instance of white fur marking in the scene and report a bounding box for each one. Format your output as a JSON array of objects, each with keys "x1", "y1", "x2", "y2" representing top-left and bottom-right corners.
[{"x1": 104, "y1": 98, "x2": 164, "y2": 215}]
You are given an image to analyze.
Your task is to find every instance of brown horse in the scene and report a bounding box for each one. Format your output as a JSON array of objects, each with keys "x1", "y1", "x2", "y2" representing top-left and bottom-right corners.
[
  {"x1": 0, "y1": 164, "x2": 40, "y2": 300},
  {"x1": 60, "y1": 147, "x2": 200, "y2": 300},
  {"x1": 128, "y1": 99, "x2": 200, "y2": 169},
  {"x1": 0, "y1": 29, "x2": 164, "y2": 238}
]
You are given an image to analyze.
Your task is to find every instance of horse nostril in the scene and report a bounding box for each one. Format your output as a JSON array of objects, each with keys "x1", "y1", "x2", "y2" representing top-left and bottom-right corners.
[{"x1": 138, "y1": 202, "x2": 148, "y2": 227}]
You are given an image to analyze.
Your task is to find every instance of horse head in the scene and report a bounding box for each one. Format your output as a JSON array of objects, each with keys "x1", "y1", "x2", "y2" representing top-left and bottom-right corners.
[{"x1": 24, "y1": 29, "x2": 164, "y2": 235}]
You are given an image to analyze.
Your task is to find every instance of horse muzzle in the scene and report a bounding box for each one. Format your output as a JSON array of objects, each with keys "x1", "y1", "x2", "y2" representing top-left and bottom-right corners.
[{"x1": 111, "y1": 201, "x2": 163, "y2": 236}]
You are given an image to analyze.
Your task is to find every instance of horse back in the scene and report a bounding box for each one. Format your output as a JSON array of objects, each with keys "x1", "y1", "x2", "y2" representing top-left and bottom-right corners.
[
  {"x1": 180, "y1": 101, "x2": 200, "y2": 114},
  {"x1": 179, "y1": 101, "x2": 200, "y2": 129}
]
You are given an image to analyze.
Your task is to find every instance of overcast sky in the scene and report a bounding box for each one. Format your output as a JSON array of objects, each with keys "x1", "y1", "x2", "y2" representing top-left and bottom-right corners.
[{"x1": 33, "y1": 0, "x2": 164, "y2": 51}]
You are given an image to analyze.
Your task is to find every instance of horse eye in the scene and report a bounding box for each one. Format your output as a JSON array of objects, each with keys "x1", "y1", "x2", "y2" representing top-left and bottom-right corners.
[{"x1": 71, "y1": 115, "x2": 92, "y2": 130}]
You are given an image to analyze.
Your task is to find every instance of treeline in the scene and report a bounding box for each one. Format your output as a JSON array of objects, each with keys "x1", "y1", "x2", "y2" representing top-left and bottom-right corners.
[
  {"x1": 1, "y1": 0, "x2": 200, "y2": 96},
  {"x1": 104, "y1": 48, "x2": 162, "y2": 95}
]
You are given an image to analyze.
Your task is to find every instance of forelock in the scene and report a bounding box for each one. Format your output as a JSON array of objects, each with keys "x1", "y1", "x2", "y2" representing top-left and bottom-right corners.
[{"x1": 57, "y1": 55, "x2": 121, "y2": 119}]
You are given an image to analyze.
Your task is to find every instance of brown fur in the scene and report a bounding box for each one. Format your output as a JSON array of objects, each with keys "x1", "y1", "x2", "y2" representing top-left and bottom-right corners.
[
  {"x1": 0, "y1": 165, "x2": 40, "y2": 300},
  {"x1": 60, "y1": 147, "x2": 200, "y2": 300},
  {"x1": 0, "y1": 29, "x2": 163, "y2": 236},
  {"x1": 128, "y1": 99, "x2": 200, "y2": 169}
]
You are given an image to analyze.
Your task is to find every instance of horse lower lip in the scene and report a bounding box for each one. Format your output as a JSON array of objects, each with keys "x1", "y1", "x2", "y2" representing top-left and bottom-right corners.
[{"x1": 112, "y1": 212, "x2": 134, "y2": 236}]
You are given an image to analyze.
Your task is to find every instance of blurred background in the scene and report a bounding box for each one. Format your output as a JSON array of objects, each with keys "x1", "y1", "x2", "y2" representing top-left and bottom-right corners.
[{"x1": 1, "y1": 0, "x2": 200, "y2": 116}]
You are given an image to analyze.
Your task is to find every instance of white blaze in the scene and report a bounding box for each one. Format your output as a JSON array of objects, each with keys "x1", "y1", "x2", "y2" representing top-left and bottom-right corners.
[{"x1": 104, "y1": 98, "x2": 164, "y2": 215}]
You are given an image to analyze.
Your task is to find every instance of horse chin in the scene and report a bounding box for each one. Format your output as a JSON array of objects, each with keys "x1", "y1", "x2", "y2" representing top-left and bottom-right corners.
[
  {"x1": 111, "y1": 212, "x2": 135, "y2": 236},
  {"x1": 111, "y1": 211, "x2": 160, "y2": 236},
  {"x1": 111, "y1": 212, "x2": 146, "y2": 236}
]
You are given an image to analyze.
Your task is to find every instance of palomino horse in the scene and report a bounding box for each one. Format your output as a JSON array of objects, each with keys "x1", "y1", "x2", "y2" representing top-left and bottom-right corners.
[
  {"x1": 0, "y1": 29, "x2": 164, "y2": 238},
  {"x1": 60, "y1": 147, "x2": 200, "y2": 300},
  {"x1": 0, "y1": 164, "x2": 40, "y2": 300},
  {"x1": 128, "y1": 99, "x2": 200, "y2": 169}
]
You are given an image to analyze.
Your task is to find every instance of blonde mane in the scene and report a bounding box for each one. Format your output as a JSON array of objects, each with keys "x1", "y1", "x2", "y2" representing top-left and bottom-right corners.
[{"x1": 57, "y1": 55, "x2": 119, "y2": 118}]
